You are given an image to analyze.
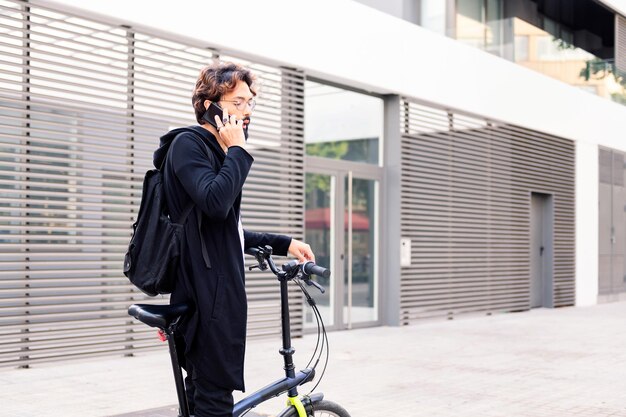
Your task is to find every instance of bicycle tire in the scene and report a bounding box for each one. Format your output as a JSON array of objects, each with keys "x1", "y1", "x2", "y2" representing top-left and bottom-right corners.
[{"x1": 280, "y1": 399, "x2": 351, "y2": 417}]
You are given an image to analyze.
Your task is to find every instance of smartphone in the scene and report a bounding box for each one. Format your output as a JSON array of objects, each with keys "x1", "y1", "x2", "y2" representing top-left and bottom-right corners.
[
  {"x1": 201, "y1": 102, "x2": 225, "y2": 130},
  {"x1": 202, "y1": 102, "x2": 250, "y2": 141}
]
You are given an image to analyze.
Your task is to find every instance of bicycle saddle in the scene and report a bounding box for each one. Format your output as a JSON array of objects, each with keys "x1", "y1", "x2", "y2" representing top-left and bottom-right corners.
[{"x1": 128, "y1": 303, "x2": 189, "y2": 330}]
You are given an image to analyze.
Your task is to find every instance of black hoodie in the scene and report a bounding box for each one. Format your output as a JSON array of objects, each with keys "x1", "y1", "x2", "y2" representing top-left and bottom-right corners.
[{"x1": 155, "y1": 125, "x2": 291, "y2": 391}]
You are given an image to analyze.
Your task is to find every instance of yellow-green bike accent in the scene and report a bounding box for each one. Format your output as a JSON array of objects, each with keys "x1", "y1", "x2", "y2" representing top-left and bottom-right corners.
[{"x1": 288, "y1": 396, "x2": 307, "y2": 417}]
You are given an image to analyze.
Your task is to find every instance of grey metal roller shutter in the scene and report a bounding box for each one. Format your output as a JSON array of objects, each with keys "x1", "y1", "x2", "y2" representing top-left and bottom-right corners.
[
  {"x1": 598, "y1": 147, "x2": 626, "y2": 296},
  {"x1": 399, "y1": 99, "x2": 575, "y2": 323},
  {"x1": 0, "y1": 0, "x2": 304, "y2": 367}
]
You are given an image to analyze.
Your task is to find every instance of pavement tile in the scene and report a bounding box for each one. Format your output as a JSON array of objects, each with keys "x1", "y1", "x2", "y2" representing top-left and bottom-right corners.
[{"x1": 3, "y1": 303, "x2": 626, "y2": 416}]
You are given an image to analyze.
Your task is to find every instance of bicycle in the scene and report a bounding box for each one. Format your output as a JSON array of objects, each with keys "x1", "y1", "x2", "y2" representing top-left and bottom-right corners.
[{"x1": 128, "y1": 245, "x2": 351, "y2": 417}]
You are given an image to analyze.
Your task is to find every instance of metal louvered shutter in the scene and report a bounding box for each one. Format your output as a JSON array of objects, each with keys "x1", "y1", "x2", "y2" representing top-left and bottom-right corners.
[
  {"x1": 0, "y1": 0, "x2": 304, "y2": 367},
  {"x1": 598, "y1": 147, "x2": 626, "y2": 296},
  {"x1": 399, "y1": 99, "x2": 575, "y2": 323},
  {"x1": 616, "y1": 14, "x2": 626, "y2": 74}
]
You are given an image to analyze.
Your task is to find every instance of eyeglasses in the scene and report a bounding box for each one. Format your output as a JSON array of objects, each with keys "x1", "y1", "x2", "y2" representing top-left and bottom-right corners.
[{"x1": 219, "y1": 98, "x2": 256, "y2": 111}]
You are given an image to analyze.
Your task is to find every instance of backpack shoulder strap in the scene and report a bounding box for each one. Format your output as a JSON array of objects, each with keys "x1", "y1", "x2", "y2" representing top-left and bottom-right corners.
[
  {"x1": 178, "y1": 128, "x2": 213, "y2": 269},
  {"x1": 184, "y1": 128, "x2": 213, "y2": 166},
  {"x1": 163, "y1": 130, "x2": 203, "y2": 224}
]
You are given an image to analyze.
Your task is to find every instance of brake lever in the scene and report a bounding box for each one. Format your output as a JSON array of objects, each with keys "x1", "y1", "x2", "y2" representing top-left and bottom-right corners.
[
  {"x1": 247, "y1": 246, "x2": 270, "y2": 271},
  {"x1": 304, "y1": 278, "x2": 326, "y2": 294},
  {"x1": 249, "y1": 261, "x2": 267, "y2": 271}
]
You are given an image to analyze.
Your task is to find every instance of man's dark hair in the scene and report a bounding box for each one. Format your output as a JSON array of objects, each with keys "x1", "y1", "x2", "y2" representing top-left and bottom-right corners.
[{"x1": 192, "y1": 61, "x2": 257, "y2": 124}]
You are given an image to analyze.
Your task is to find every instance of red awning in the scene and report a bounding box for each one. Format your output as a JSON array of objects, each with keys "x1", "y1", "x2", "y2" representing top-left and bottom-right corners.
[{"x1": 305, "y1": 207, "x2": 370, "y2": 230}]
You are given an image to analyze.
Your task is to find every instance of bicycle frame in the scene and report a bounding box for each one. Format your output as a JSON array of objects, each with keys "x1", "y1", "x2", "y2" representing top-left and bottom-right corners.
[
  {"x1": 165, "y1": 259, "x2": 321, "y2": 417},
  {"x1": 232, "y1": 273, "x2": 315, "y2": 416}
]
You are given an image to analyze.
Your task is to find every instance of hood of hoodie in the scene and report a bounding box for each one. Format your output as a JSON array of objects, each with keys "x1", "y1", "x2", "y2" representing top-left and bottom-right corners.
[{"x1": 153, "y1": 125, "x2": 222, "y2": 169}]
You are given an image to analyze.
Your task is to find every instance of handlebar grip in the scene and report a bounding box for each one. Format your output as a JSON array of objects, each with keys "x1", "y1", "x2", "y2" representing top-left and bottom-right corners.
[{"x1": 302, "y1": 261, "x2": 331, "y2": 279}]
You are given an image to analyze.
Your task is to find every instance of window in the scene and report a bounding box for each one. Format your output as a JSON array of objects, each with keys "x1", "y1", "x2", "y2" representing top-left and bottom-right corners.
[{"x1": 305, "y1": 81, "x2": 383, "y2": 166}]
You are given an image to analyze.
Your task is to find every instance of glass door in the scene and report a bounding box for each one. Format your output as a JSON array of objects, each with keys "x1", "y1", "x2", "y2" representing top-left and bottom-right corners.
[
  {"x1": 344, "y1": 174, "x2": 379, "y2": 328},
  {"x1": 304, "y1": 172, "x2": 336, "y2": 328},
  {"x1": 304, "y1": 167, "x2": 380, "y2": 330}
]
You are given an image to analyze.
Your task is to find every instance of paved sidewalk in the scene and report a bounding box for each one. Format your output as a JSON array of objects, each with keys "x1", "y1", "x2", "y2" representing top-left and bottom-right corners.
[{"x1": 2, "y1": 302, "x2": 626, "y2": 417}]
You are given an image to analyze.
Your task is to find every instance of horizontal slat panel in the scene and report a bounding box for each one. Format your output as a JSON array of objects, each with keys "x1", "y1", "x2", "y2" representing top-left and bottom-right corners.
[
  {"x1": 399, "y1": 98, "x2": 575, "y2": 323},
  {"x1": 0, "y1": 0, "x2": 304, "y2": 367}
]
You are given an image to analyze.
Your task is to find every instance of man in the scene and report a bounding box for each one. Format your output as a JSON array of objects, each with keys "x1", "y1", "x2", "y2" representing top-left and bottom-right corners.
[{"x1": 153, "y1": 61, "x2": 314, "y2": 417}]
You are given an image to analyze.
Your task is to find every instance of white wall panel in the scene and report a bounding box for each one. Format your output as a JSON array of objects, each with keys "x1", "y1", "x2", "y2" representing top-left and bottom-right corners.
[
  {"x1": 576, "y1": 141, "x2": 599, "y2": 305},
  {"x1": 35, "y1": 0, "x2": 626, "y2": 152}
]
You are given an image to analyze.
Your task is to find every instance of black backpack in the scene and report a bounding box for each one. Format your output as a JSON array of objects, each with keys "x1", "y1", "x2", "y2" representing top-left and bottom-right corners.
[{"x1": 123, "y1": 130, "x2": 211, "y2": 296}]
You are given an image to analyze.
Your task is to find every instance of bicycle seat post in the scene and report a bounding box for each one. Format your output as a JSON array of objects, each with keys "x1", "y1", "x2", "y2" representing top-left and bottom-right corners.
[{"x1": 164, "y1": 325, "x2": 191, "y2": 417}]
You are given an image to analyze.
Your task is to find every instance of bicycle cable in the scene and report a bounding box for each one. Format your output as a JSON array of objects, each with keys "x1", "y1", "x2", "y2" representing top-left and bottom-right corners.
[
  {"x1": 294, "y1": 277, "x2": 330, "y2": 395},
  {"x1": 307, "y1": 297, "x2": 329, "y2": 395},
  {"x1": 295, "y1": 278, "x2": 322, "y2": 370}
]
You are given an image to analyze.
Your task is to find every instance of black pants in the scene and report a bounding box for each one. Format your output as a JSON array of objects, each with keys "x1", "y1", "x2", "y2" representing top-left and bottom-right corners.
[
  {"x1": 183, "y1": 361, "x2": 234, "y2": 417},
  {"x1": 175, "y1": 330, "x2": 234, "y2": 417}
]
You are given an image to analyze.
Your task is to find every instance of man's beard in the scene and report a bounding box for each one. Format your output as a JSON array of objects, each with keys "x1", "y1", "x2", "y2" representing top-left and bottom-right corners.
[{"x1": 243, "y1": 117, "x2": 251, "y2": 141}]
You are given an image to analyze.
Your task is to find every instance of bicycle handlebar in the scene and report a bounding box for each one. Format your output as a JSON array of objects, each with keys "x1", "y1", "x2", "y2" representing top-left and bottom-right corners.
[
  {"x1": 245, "y1": 245, "x2": 330, "y2": 293},
  {"x1": 244, "y1": 247, "x2": 261, "y2": 257},
  {"x1": 302, "y1": 261, "x2": 331, "y2": 279}
]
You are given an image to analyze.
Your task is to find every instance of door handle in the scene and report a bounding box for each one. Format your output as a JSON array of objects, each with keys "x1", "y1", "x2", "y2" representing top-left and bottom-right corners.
[{"x1": 347, "y1": 170, "x2": 353, "y2": 330}]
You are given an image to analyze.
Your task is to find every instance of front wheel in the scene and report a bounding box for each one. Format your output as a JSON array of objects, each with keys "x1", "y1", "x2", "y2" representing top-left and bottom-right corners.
[{"x1": 281, "y1": 400, "x2": 351, "y2": 417}]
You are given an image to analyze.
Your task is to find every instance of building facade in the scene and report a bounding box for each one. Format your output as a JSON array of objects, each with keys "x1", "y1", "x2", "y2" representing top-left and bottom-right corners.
[{"x1": 1, "y1": 0, "x2": 625, "y2": 367}]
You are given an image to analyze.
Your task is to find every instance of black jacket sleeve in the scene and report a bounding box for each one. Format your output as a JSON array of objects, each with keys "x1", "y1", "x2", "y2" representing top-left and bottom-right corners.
[
  {"x1": 170, "y1": 134, "x2": 253, "y2": 220},
  {"x1": 244, "y1": 229, "x2": 292, "y2": 257}
]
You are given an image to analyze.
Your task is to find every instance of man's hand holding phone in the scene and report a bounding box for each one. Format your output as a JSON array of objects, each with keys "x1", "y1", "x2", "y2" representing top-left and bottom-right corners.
[{"x1": 214, "y1": 106, "x2": 246, "y2": 149}]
